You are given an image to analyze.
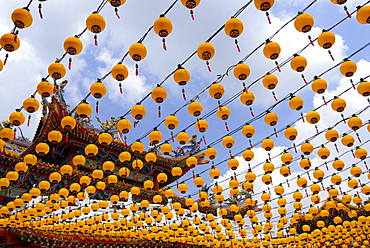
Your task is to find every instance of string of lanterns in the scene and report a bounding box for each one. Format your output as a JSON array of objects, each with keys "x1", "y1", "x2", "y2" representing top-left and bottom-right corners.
[{"x1": 1, "y1": 1, "x2": 370, "y2": 247}]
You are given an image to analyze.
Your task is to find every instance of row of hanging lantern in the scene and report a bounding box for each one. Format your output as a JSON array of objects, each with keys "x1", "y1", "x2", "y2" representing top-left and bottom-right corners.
[
  {"x1": 5, "y1": 222, "x2": 370, "y2": 248},
  {"x1": 2, "y1": 162, "x2": 369, "y2": 220},
  {"x1": 201, "y1": 105, "x2": 370, "y2": 209},
  {"x1": 14, "y1": 6, "x2": 370, "y2": 246},
  {"x1": 0, "y1": 141, "x2": 369, "y2": 245},
  {"x1": 1, "y1": 2, "x2": 364, "y2": 133},
  {"x1": 2, "y1": 74, "x2": 368, "y2": 184},
  {"x1": 6, "y1": 109, "x2": 366, "y2": 201},
  {"x1": 2, "y1": 71, "x2": 368, "y2": 194},
  {"x1": 2, "y1": 179, "x2": 370, "y2": 248},
  {"x1": 2, "y1": 3, "x2": 370, "y2": 246},
  {"x1": 0, "y1": 3, "x2": 40, "y2": 69}
]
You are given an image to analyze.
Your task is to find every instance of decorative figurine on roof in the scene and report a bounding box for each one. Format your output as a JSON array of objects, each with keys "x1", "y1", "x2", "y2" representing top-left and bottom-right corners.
[
  {"x1": 171, "y1": 134, "x2": 201, "y2": 158},
  {"x1": 95, "y1": 116, "x2": 119, "y2": 131},
  {"x1": 53, "y1": 80, "x2": 69, "y2": 108}
]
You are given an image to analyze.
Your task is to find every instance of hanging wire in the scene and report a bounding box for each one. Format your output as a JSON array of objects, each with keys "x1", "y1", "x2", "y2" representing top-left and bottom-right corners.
[
  {"x1": 133, "y1": 0, "x2": 362, "y2": 144},
  {"x1": 160, "y1": 36, "x2": 370, "y2": 192}
]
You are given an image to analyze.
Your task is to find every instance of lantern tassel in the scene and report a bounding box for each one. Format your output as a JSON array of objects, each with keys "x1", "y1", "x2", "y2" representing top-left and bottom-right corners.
[
  {"x1": 115, "y1": 8, "x2": 120, "y2": 19},
  {"x1": 356, "y1": 132, "x2": 362, "y2": 143},
  {"x1": 206, "y1": 61, "x2": 212, "y2": 72},
  {"x1": 14, "y1": 129, "x2": 16, "y2": 139},
  {"x1": 94, "y1": 35, "x2": 98, "y2": 46},
  {"x1": 235, "y1": 39, "x2": 241, "y2": 52},
  {"x1": 182, "y1": 88, "x2": 186, "y2": 100},
  {"x1": 192, "y1": 171, "x2": 195, "y2": 179},
  {"x1": 171, "y1": 132, "x2": 174, "y2": 142},
  {"x1": 90, "y1": 164, "x2": 92, "y2": 170},
  {"x1": 275, "y1": 61, "x2": 281, "y2": 72},
  {"x1": 218, "y1": 101, "x2": 222, "y2": 111},
  {"x1": 334, "y1": 143, "x2": 339, "y2": 153},
  {"x1": 27, "y1": 115, "x2": 31, "y2": 127},
  {"x1": 351, "y1": 149, "x2": 355, "y2": 158},
  {"x1": 272, "y1": 91, "x2": 278, "y2": 101},
  {"x1": 315, "y1": 125, "x2": 319, "y2": 134},
  {"x1": 66, "y1": 132, "x2": 69, "y2": 143},
  {"x1": 274, "y1": 128, "x2": 278, "y2": 138},
  {"x1": 243, "y1": 82, "x2": 248, "y2": 92},
  {"x1": 135, "y1": 64, "x2": 139, "y2": 76},
  {"x1": 190, "y1": 10, "x2": 194, "y2": 20},
  {"x1": 162, "y1": 38, "x2": 167, "y2": 51},
  {"x1": 68, "y1": 58, "x2": 72, "y2": 70},
  {"x1": 202, "y1": 135, "x2": 207, "y2": 145},
  {"x1": 293, "y1": 143, "x2": 297, "y2": 153},
  {"x1": 225, "y1": 122, "x2": 229, "y2": 132},
  {"x1": 4, "y1": 54, "x2": 8, "y2": 65},
  {"x1": 38, "y1": 4, "x2": 43, "y2": 19},
  {"x1": 158, "y1": 106, "x2": 161, "y2": 118},
  {"x1": 328, "y1": 50, "x2": 334, "y2": 61},
  {"x1": 364, "y1": 161, "x2": 368, "y2": 171},
  {"x1": 302, "y1": 74, "x2": 308, "y2": 84},
  {"x1": 229, "y1": 150, "x2": 233, "y2": 158},
  {"x1": 119, "y1": 83, "x2": 123, "y2": 94},
  {"x1": 96, "y1": 101, "x2": 99, "y2": 115},
  {"x1": 300, "y1": 112, "x2": 305, "y2": 122},
  {"x1": 53, "y1": 81, "x2": 57, "y2": 93},
  {"x1": 325, "y1": 162, "x2": 329, "y2": 170},
  {"x1": 266, "y1": 12, "x2": 271, "y2": 24},
  {"x1": 344, "y1": 6, "x2": 351, "y2": 18},
  {"x1": 350, "y1": 79, "x2": 355, "y2": 89},
  {"x1": 308, "y1": 35, "x2": 314, "y2": 46},
  {"x1": 322, "y1": 96, "x2": 327, "y2": 105},
  {"x1": 341, "y1": 113, "x2": 346, "y2": 123},
  {"x1": 249, "y1": 139, "x2": 253, "y2": 148},
  {"x1": 250, "y1": 107, "x2": 254, "y2": 117}
]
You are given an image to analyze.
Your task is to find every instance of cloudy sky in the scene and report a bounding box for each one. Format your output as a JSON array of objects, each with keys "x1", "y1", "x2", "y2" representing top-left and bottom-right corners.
[{"x1": 1, "y1": 0, "x2": 370, "y2": 229}]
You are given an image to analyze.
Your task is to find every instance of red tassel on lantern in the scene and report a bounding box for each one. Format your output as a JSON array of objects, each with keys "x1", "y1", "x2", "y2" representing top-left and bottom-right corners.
[
  {"x1": 94, "y1": 35, "x2": 98, "y2": 46},
  {"x1": 182, "y1": 88, "x2": 186, "y2": 100},
  {"x1": 206, "y1": 61, "x2": 212, "y2": 72},
  {"x1": 308, "y1": 35, "x2": 314, "y2": 46},
  {"x1": 115, "y1": 8, "x2": 121, "y2": 19},
  {"x1": 119, "y1": 83, "x2": 123, "y2": 94},
  {"x1": 235, "y1": 39, "x2": 241, "y2": 52},
  {"x1": 162, "y1": 38, "x2": 167, "y2": 51},
  {"x1": 38, "y1": 4, "x2": 43, "y2": 19},
  {"x1": 344, "y1": 6, "x2": 351, "y2": 18},
  {"x1": 3, "y1": 54, "x2": 8, "y2": 65},
  {"x1": 275, "y1": 61, "x2": 281, "y2": 72},
  {"x1": 266, "y1": 12, "x2": 271, "y2": 24}
]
